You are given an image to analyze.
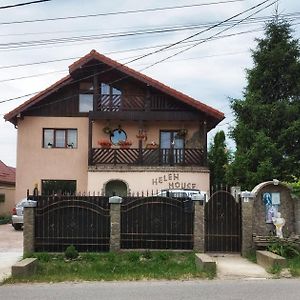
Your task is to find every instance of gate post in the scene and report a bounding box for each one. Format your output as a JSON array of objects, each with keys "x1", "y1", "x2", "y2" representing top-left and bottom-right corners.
[
  {"x1": 193, "y1": 201, "x2": 205, "y2": 252},
  {"x1": 109, "y1": 196, "x2": 122, "y2": 251},
  {"x1": 23, "y1": 202, "x2": 37, "y2": 254},
  {"x1": 241, "y1": 193, "x2": 254, "y2": 256}
]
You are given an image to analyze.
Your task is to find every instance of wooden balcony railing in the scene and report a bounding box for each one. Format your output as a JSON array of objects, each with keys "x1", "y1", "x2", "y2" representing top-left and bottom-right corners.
[
  {"x1": 96, "y1": 94, "x2": 185, "y2": 112},
  {"x1": 90, "y1": 148, "x2": 204, "y2": 166}
]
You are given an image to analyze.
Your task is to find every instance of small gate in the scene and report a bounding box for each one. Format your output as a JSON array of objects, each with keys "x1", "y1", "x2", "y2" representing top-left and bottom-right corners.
[
  {"x1": 34, "y1": 195, "x2": 110, "y2": 252},
  {"x1": 121, "y1": 196, "x2": 194, "y2": 250},
  {"x1": 205, "y1": 189, "x2": 241, "y2": 252}
]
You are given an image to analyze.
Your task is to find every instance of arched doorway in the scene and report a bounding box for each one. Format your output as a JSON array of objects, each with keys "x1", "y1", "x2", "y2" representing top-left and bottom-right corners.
[{"x1": 105, "y1": 180, "x2": 128, "y2": 197}]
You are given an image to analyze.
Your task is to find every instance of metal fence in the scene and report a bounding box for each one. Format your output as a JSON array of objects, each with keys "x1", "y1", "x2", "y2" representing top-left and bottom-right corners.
[
  {"x1": 34, "y1": 195, "x2": 110, "y2": 252},
  {"x1": 121, "y1": 196, "x2": 194, "y2": 250}
]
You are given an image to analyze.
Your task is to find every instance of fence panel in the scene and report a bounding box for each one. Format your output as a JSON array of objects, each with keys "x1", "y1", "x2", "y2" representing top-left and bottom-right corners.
[
  {"x1": 205, "y1": 189, "x2": 241, "y2": 252},
  {"x1": 34, "y1": 195, "x2": 110, "y2": 252},
  {"x1": 121, "y1": 196, "x2": 194, "y2": 250}
]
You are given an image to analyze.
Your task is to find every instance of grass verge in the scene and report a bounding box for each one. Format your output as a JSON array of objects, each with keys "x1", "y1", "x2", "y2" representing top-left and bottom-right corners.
[
  {"x1": 288, "y1": 256, "x2": 300, "y2": 277},
  {"x1": 5, "y1": 251, "x2": 212, "y2": 283}
]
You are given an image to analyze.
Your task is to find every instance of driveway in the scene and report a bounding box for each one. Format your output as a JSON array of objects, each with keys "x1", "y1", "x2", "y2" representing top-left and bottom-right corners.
[{"x1": 0, "y1": 224, "x2": 23, "y2": 282}]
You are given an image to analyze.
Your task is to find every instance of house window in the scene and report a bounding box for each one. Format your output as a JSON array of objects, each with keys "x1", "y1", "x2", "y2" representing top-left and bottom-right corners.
[
  {"x1": 41, "y1": 180, "x2": 76, "y2": 195},
  {"x1": 79, "y1": 94, "x2": 93, "y2": 112},
  {"x1": 0, "y1": 194, "x2": 5, "y2": 203},
  {"x1": 160, "y1": 130, "x2": 184, "y2": 165},
  {"x1": 110, "y1": 129, "x2": 127, "y2": 145},
  {"x1": 79, "y1": 81, "x2": 93, "y2": 112},
  {"x1": 43, "y1": 129, "x2": 77, "y2": 148}
]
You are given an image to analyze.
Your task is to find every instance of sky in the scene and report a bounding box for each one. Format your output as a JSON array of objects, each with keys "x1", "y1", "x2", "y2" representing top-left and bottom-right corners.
[{"x1": 0, "y1": 0, "x2": 299, "y2": 167}]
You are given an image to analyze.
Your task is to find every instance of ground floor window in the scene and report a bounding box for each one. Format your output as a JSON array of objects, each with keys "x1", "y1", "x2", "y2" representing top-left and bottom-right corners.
[{"x1": 41, "y1": 180, "x2": 76, "y2": 195}]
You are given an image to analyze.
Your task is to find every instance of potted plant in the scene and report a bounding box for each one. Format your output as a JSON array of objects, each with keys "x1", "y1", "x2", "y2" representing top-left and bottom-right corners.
[
  {"x1": 118, "y1": 140, "x2": 132, "y2": 148},
  {"x1": 176, "y1": 129, "x2": 188, "y2": 138},
  {"x1": 102, "y1": 126, "x2": 112, "y2": 135},
  {"x1": 146, "y1": 141, "x2": 158, "y2": 149},
  {"x1": 98, "y1": 139, "x2": 112, "y2": 148}
]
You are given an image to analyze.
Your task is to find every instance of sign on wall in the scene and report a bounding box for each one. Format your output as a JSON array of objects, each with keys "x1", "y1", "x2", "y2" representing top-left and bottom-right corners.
[{"x1": 263, "y1": 192, "x2": 281, "y2": 223}]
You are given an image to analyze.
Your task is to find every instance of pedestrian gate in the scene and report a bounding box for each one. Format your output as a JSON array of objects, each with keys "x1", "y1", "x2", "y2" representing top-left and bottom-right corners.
[{"x1": 205, "y1": 189, "x2": 241, "y2": 252}]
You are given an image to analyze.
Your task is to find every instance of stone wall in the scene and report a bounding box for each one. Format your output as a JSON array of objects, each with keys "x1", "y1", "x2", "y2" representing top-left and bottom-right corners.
[{"x1": 252, "y1": 182, "x2": 295, "y2": 237}]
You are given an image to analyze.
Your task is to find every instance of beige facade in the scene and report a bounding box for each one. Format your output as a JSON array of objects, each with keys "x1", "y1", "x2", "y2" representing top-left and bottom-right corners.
[
  {"x1": 92, "y1": 120, "x2": 202, "y2": 149},
  {"x1": 88, "y1": 166, "x2": 210, "y2": 195},
  {"x1": 15, "y1": 115, "x2": 209, "y2": 199},
  {"x1": 0, "y1": 185, "x2": 15, "y2": 215},
  {"x1": 15, "y1": 116, "x2": 89, "y2": 200}
]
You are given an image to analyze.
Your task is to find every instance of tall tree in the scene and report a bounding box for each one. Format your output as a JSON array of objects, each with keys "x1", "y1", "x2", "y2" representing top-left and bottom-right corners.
[
  {"x1": 208, "y1": 130, "x2": 229, "y2": 187},
  {"x1": 228, "y1": 17, "x2": 300, "y2": 189}
]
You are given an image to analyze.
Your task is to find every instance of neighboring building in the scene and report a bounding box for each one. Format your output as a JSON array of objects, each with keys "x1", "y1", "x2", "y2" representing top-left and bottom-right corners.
[
  {"x1": 0, "y1": 160, "x2": 16, "y2": 215},
  {"x1": 4, "y1": 50, "x2": 224, "y2": 200}
]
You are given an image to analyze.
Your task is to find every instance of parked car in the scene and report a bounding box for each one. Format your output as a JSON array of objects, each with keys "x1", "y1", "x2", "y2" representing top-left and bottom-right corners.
[
  {"x1": 11, "y1": 198, "x2": 27, "y2": 230},
  {"x1": 157, "y1": 189, "x2": 207, "y2": 201}
]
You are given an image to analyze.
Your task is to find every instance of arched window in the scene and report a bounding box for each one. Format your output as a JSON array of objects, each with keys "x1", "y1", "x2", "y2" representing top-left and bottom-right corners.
[{"x1": 105, "y1": 180, "x2": 127, "y2": 197}]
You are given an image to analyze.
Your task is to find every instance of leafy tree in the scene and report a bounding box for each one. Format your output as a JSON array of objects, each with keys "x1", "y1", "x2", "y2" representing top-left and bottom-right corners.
[
  {"x1": 208, "y1": 130, "x2": 229, "y2": 187},
  {"x1": 228, "y1": 17, "x2": 300, "y2": 189}
]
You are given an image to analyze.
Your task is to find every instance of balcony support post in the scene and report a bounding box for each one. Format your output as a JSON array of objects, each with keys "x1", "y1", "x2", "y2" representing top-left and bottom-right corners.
[
  {"x1": 93, "y1": 72, "x2": 99, "y2": 111},
  {"x1": 88, "y1": 119, "x2": 93, "y2": 165}
]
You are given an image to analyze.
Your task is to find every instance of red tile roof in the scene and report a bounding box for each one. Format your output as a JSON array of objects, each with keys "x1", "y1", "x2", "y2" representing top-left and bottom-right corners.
[
  {"x1": 0, "y1": 160, "x2": 15, "y2": 185},
  {"x1": 4, "y1": 49, "x2": 224, "y2": 124}
]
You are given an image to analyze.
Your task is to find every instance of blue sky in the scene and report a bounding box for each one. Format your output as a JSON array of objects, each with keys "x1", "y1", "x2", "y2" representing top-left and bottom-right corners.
[{"x1": 0, "y1": 0, "x2": 299, "y2": 166}]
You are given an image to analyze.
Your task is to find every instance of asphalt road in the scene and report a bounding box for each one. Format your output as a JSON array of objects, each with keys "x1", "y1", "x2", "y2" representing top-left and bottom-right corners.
[{"x1": 1, "y1": 279, "x2": 300, "y2": 300}]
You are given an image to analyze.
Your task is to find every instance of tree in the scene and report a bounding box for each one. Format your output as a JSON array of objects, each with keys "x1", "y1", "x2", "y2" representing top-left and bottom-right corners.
[
  {"x1": 228, "y1": 17, "x2": 300, "y2": 189},
  {"x1": 208, "y1": 130, "x2": 229, "y2": 187}
]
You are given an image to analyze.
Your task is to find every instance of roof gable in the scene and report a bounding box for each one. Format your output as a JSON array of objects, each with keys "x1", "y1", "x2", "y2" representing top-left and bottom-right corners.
[{"x1": 4, "y1": 50, "x2": 224, "y2": 125}]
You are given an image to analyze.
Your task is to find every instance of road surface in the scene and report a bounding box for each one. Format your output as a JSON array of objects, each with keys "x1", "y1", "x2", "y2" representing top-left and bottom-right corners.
[{"x1": 1, "y1": 279, "x2": 300, "y2": 300}]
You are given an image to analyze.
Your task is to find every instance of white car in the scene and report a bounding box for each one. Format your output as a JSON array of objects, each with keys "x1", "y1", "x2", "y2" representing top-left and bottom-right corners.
[
  {"x1": 157, "y1": 189, "x2": 207, "y2": 201},
  {"x1": 11, "y1": 198, "x2": 27, "y2": 230}
]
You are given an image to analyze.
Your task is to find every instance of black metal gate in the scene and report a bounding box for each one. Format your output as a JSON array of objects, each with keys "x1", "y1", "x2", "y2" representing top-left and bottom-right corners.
[
  {"x1": 34, "y1": 195, "x2": 110, "y2": 252},
  {"x1": 205, "y1": 189, "x2": 241, "y2": 252},
  {"x1": 121, "y1": 196, "x2": 194, "y2": 250}
]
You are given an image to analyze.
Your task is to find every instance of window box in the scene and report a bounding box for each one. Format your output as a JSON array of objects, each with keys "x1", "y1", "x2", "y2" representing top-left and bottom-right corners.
[
  {"x1": 98, "y1": 139, "x2": 112, "y2": 148},
  {"x1": 146, "y1": 142, "x2": 158, "y2": 149},
  {"x1": 118, "y1": 140, "x2": 132, "y2": 148}
]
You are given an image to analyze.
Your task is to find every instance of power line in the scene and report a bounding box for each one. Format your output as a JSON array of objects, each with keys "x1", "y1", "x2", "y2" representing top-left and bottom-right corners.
[
  {"x1": 2, "y1": 12, "x2": 296, "y2": 51},
  {"x1": 109, "y1": 0, "x2": 276, "y2": 85},
  {"x1": 0, "y1": 0, "x2": 274, "y2": 106},
  {"x1": 0, "y1": 50, "x2": 249, "y2": 84},
  {"x1": 0, "y1": 0, "x2": 245, "y2": 25},
  {"x1": 0, "y1": 0, "x2": 51, "y2": 10},
  {"x1": 1, "y1": 11, "x2": 299, "y2": 39},
  {"x1": 0, "y1": 27, "x2": 260, "y2": 71}
]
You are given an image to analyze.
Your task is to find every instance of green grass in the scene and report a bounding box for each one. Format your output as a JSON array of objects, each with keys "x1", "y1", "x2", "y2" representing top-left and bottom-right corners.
[
  {"x1": 244, "y1": 249, "x2": 257, "y2": 263},
  {"x1": 5, "y1": 251, "x2": 212, "y2": 283},
  {"x1": 288, "y1": 256, "x2": 300, "y2": 277}
]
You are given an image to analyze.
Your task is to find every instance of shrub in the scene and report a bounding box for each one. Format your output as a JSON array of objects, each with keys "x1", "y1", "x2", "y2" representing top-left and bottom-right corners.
[
  {"x1": 267, "y1": 240, "x2": 300, "y2": 259},
  {"x1": 64, "y1": 245, "x2": 79, "y2": 260},
  {"x1": 142, "y1": 250, "x2": 152, "y2": 260}
]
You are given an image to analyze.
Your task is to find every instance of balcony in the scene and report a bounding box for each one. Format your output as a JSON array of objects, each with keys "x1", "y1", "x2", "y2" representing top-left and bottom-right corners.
[{"x1": 90, "y1": 148, "x2": 205, "y2": 166}]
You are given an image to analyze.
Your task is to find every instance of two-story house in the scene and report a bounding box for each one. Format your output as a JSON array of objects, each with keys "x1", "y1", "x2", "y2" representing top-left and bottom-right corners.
[{"x1": 4, "y1": 50, "x2": 224, "y2": 200}]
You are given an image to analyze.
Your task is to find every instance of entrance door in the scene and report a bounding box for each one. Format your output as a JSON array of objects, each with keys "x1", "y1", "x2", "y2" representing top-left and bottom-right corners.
[
  {"x1": 205, "y1": 189, "x2": 241, "y2": 252},
  {"x1": 160, "y1": 131, "x2": 184, "y2": 165}
]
